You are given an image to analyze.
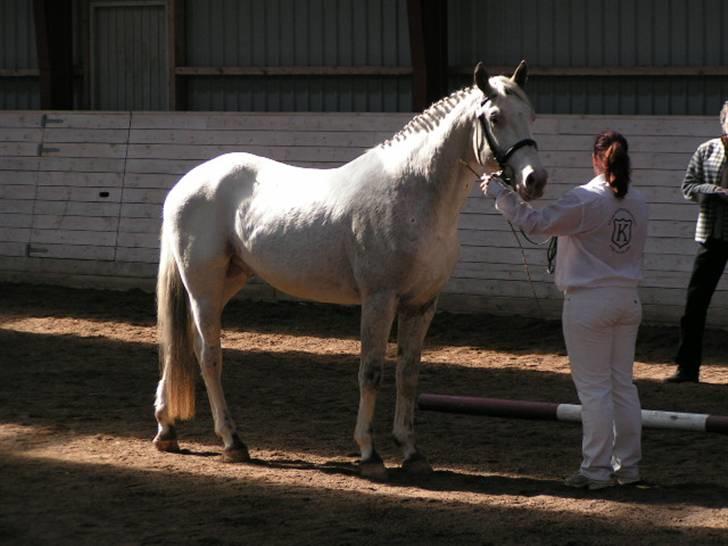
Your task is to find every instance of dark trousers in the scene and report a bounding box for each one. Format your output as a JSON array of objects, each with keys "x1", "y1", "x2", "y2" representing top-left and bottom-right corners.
[{"x1": 675, "y1": 238, "x2": 728, "y2": 374}]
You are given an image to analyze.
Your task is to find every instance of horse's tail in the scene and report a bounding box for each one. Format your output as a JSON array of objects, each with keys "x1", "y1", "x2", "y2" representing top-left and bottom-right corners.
[{"x1": 157, "y1": 227, "x2": 197, "y2": 421}]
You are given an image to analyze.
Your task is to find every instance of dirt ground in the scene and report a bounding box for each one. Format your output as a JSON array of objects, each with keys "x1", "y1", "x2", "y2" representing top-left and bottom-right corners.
[{"x1": 1, "y1": 282, "x2": 727, "y2": 545}]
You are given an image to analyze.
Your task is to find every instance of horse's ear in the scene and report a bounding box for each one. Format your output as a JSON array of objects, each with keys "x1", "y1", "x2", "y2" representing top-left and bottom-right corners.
[
  {"x1": 474, "y1": 62, "x2": 494, "y2": 96},
  {"x1": 511, "y1": 60, "x2": 528, "y2": 89}
]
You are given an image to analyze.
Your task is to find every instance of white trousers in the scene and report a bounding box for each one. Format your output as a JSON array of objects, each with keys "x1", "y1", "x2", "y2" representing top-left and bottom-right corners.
[{"x1": 562, "y1": 286, "x2": 642, "y2": 481}]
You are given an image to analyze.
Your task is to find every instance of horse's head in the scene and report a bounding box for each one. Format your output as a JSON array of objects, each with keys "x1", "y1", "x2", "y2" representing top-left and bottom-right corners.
[{"x1": 472, "y1": 61, "x2": 547, "y2": 201}]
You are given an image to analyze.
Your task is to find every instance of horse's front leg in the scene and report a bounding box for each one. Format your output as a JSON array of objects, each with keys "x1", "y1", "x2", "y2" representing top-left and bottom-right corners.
[
  {"x1": 355, "y1": 291, "x2": 398, "y2": 480},
  {"x1": 394, "y1": 299, "x2": 436, "y2": 474}
]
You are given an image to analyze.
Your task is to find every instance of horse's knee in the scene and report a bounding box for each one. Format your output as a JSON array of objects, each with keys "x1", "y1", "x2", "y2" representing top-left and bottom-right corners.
[
  {"x1": 198, "y1": 345, "x2": 222, "y2": 374},
  {"x1": 360, "y1": 364, "x2": 383, "y2": 389}
]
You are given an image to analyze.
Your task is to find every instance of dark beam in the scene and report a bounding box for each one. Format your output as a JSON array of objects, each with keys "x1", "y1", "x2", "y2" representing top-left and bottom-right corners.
[
  {"x1": 168, "y1": 0, "x2": 186, "y2": 110},
  {"x1": 33, "y1": 0, "x2": 74, "y2": 109},
  {"x1": 407, "y1": 0, "x2": 448, "y2": 112},
  {"x1": 175, "y1": 66, "x2": 413, "y2": 77}
]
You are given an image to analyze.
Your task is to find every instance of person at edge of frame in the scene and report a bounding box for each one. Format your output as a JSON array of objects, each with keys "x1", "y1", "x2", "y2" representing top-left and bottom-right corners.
[
  {"x1": 665, "y1": 100, "x2": 728, "y2": 384},
  {"x1": 481, "y1": 130, "x2": 649, "y2": 491}
]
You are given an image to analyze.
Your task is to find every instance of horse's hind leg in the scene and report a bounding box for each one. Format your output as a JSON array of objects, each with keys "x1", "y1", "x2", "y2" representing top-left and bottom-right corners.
[
  {"x1": 354, "y1": 291, "x2": 398, "y2": 480},
  {"x1": 187, "y1": 266, "x2": 250, "y2": 463},
  {"x1": 394, "y1": 299, "x2": 437, "y2": 474}
]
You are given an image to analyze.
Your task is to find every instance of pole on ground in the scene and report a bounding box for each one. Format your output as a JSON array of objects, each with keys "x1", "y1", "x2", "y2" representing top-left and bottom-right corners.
[{"x1": 417, "y1": 393, "x2": 728, "y2": 434}]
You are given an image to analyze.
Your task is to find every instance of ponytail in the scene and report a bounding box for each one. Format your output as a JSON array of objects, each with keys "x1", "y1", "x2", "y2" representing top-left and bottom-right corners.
[{"x1": 594, "y1": 130, "x2": 630, "y2": 199}]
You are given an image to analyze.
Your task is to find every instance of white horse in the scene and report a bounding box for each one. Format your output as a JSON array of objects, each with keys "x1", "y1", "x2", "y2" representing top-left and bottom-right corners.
[{"x1": 154, "y1": 61, "x2": 547, "y2": 479}]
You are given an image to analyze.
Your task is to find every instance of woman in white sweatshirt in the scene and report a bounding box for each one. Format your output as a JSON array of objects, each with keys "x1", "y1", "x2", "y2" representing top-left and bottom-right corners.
[{"x1": 482, "y1": 130, "x2": 649, "y2": 490}]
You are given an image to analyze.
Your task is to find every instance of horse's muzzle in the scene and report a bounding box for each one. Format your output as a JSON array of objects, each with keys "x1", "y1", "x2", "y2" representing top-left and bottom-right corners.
[{"x1": 522, "y1": 169, "x2": 547, "y2": 201}]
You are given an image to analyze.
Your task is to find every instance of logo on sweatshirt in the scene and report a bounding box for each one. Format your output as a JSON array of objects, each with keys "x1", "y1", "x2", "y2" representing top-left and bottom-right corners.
[{"x1": 610, "y1": 208, "x2": 634, "y2": 253}]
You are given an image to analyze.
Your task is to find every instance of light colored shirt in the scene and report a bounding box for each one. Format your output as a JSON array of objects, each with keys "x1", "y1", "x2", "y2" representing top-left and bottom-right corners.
[{"x1": 489, "y1": 175, "x2": 649, "y2": 292}]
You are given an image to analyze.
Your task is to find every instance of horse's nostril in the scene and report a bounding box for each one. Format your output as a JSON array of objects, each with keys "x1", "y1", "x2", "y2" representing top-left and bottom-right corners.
[{"x1": 525, "y1": 173, "x2": 535, "y2": 189}]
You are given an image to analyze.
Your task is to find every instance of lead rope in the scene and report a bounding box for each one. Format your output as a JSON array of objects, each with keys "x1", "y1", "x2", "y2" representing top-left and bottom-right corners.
[{"x1": 459, "y1": 159, "x2": 553, "y2": 316}]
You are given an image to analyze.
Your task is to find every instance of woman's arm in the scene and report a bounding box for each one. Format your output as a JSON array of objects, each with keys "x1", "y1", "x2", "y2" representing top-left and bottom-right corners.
[{"x1": 482, "y1": 176, "x2": 588, "y2": 237}]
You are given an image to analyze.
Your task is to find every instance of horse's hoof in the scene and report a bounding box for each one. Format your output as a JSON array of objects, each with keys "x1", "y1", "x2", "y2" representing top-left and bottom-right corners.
[
  {"x1": 153, "y1": 437, "x2": 180, "y2": 453},
  {"x1": 402, "y1": 453, "x2": 433, "y2": 475},
  {"x1": 360, "y1": 451, "x2": 388, "y2": 481},
  {"x1": 222, "y1": 446, "x2": 251, "y2": 463},
  {"x1": 360, "y1": 461, "x2": 388, "y2": 481}
]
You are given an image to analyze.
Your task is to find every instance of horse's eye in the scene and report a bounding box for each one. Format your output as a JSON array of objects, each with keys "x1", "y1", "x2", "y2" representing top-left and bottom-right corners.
[{"x1": 488, "y1": 111, "x2": 501, "y2": 124}]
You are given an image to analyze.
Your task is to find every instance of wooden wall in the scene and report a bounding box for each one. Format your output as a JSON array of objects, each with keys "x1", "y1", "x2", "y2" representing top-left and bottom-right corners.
[{"x1": 1, "y1": 110, "x2": 726, "y2": 327}]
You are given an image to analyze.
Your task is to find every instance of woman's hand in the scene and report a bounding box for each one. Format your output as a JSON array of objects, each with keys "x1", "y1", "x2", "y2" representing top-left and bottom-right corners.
[{"x1": 480, "y1": 173, "x2": 508, "y2": 199}]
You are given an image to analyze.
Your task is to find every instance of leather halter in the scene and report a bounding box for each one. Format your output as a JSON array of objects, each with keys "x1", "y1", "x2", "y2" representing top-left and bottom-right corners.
[{"x1": 475, "y1": 94, "x2": 538, "y2": 183}]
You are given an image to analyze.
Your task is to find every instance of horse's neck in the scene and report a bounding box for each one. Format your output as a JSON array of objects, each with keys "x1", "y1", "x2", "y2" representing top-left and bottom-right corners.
[{"x1": 387, "y1": 89, "x2": 481, "y2": 217}]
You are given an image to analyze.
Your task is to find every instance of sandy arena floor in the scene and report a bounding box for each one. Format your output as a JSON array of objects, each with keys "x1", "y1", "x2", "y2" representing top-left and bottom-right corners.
[{"x1": 1, "y1": 283, "x2": 727, "y2": 545}]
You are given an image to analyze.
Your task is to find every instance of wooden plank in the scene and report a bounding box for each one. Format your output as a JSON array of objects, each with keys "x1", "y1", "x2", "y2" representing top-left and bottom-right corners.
[
  {"x1": 437, "y1": 293, "x2": 563, "y2": 319},
  {"x1": 43, "y1": 128, "x2": 130, "y2": 144},
  {"x1": 120, "y1": 203, "x2": 163, "y2": 219},
  {"x1": 130, "y1": 112, "x2": 411, "y2": 132},
  {"x1": 24, "y1": 243, "x2": 115, "y2": 261},
  {"x1": 0, "y1": 142, "x2": 41, "y2": 157},
  {"x1": 0, "y1": 242, "x2": 27, "y2": 257},
  {"x1": 533, "y1": 133, "x2": 708, "y2": 154},
  {"x1": 37, "y1": 112, "x2": 131, "y2": 129},
  {"x1": 124, "y1": 159, "x2": 204, "y2": 176},
  {"x1": 30, "y1": 228, "x2": 117, "y2": 247},
  {"x1": 0, "y1": 113, "x2": 45, "y2": 128},
  {"x1": 115, "y1": 246, "x2": 159, "y2": 263},
  {"x1": 0, "y1": 128, "x2": 44, "y2": 143},
  {"x1": 122, "y1": 188, "x2": 168, "y2": 205},
  {"x1": 129, "y1": 128, "x2": 392, "y2": 147},
  {"x1": 6, "y1": 157, "x2": 125, "y2": 173},
  {"x1": 34, "y1": 200, "x2": 120, "y2": 217},
  {"x1": 544, "y1": 115, "x2": 717, "y2": 138},
  {"x1": 643, "y1": 253, "x2": 699, "y2": 273},
  {"x1": 0, "y1": 200, "x2": 34, "y2": 214},
  {"x1": 126, "y1": 144, "x2": 368, "y2": 163},
  {"x1": 119, "y1": 217, "x2": 160, "y2": 234},
  {"x1": 35, "y1": 186, "x2": 122, "y2": 203},
  {"x1": 39, "y1": 172, "x2": 123, "y2": 188},
  {"x1": 123, "y1": 173, "x2": 179, "y2": 189},
  {"x1": 117, "y1": 232, "x2": 159, "y2": 249},
  {"x1": 0, "y1": 256, "x2": 158, "y2": 278},
  {"x1": 32, "y1": 214, "x2": 118, "y2": 231},
  {"x1": 0, "y1": 185, "x2": 36, "y2": 200},
  {"x1": 38, "y1": 142, "x2": 128, "y2": 159},
  {"x1": 0, "y1": 172, "x2": 38, "y2": 185},
  {"x1": 0, "y1": 269, "x2": 156, "y2": 292},
  {"x1": 0, "y1": 214, "x2": 33, "y2": 228},
  {"x1": 0, "y1": 227, "x2": 31, "y2": 243}
]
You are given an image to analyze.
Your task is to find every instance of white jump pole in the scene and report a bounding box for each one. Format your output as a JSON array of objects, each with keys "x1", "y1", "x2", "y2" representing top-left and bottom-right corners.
[{"x1": 418, "y1": 393, "x2": 728, "y2": 434}]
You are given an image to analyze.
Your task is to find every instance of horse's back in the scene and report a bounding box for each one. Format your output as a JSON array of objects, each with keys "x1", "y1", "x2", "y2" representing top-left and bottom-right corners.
[{"x1": 163, "y1": 152, "x2": 364, "y2": 304}]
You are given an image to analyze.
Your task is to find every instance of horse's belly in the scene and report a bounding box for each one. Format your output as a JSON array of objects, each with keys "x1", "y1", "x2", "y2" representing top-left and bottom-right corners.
[
  {"x1": 255, "y1": 262, "x2": 360, "y2": 305},
  {"x1": 234, "y1": 229, "x2": 360, "y2": 305}
]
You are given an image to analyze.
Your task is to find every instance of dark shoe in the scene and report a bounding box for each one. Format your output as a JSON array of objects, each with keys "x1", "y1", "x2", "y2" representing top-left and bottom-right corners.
[{"x1": 664, "y1": 370, "x2": 699, "y2": 383}]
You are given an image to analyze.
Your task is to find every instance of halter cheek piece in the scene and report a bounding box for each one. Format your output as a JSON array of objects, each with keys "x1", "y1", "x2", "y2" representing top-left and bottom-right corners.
[{"x1": 475, "y1": 94, "x2": 538, "y2": 185}]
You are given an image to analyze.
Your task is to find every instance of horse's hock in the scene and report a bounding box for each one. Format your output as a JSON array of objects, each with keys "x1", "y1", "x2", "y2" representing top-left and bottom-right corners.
[{"x1": 0, "y1": 110, "x2": 726, "y2": 327}]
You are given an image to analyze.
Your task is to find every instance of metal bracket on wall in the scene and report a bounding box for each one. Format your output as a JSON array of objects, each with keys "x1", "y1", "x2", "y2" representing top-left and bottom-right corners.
[
  {"x1": 40, "y1": 114, "x2": 64, "y2": 127},
  {"x1": 37, "y1": 144, "x2": 60, "y2": 155},
  {"x1": 26, "y1": 244, "x2": 49, "y2": 257}
]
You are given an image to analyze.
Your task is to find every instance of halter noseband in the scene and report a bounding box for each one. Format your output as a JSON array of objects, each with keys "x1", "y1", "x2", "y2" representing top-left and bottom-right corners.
[{"x1": 476, "y1": 94, "x2": 538, "y2": 183}]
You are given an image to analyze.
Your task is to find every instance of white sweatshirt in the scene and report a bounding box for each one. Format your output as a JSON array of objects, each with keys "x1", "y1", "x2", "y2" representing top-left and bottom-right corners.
[{"x1": 489, "y1": 175, "x2": 649, "y2": 292}]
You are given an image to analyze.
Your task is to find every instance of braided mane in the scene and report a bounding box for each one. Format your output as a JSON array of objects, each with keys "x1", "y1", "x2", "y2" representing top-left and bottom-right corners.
[{"x1": 380, "y1": 86, "x2": 476, "y2": 148}]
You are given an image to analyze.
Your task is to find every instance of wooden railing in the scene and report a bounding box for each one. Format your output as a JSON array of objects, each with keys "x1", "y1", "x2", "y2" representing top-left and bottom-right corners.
[{"x1": 0, "y1": 111, "x2": 725, "y2": 326}]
